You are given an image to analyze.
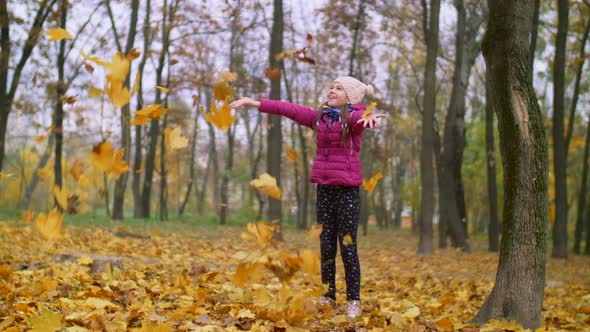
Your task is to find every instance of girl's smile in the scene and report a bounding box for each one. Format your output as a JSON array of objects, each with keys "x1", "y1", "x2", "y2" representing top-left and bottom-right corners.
[{"x1": 327, "y1": 82, "x2": 349, "y2": 108}]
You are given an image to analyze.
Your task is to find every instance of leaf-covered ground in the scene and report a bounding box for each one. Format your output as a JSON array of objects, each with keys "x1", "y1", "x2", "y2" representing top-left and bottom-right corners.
[{"x1": 0, "y1": 220, "x2": 589, "y2": 332}]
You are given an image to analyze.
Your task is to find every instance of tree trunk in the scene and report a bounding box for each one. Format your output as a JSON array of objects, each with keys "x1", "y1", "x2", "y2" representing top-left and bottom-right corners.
[
  {"x1": 473, "y1": 0, "x2": 548, "y2": 328},
  {"x1": 418, "y1": 0, "x2": 440, "y2": 255},
  {"x1": 141, "y1": 0, "x2": 171, "y2": 218},
  {"x1": 392, "y1": 161, "x2": 405, "y2": 228},
  {"x1": 112, "y1": 0, "x2": 140, "y2": 220},
  {"x1": 551, "y1": 0, "x2": 569, "y2": 259},
  {"x1": 349, "y1": 0, "x2": 366, "y2": 77},
  {"x1": 53, "y1": 0, "x2": 67, "y2": 207},
  {"x1": 179, "y1": 96, "x2": 200, "y2": 216},
  {"x1": 485, "y1": 72, "x2": 500, "y2": 252},
  {"x1": 575, "y1": 113, "x2": 590, "y2": 254},
  {"x1": 267, "y1": 0, "x2": 283, "y2": 234},
  {"x1": 219, "y1": 124, "x2": 236, "y2": 225},
  {"x1": 133, "y1": 0, "x2": 151, "y2": 218}
]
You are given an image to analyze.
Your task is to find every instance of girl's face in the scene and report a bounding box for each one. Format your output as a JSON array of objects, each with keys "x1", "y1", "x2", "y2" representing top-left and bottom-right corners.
[{"x1": 327, "y1": 82, "x2": 349, "y2": 108}]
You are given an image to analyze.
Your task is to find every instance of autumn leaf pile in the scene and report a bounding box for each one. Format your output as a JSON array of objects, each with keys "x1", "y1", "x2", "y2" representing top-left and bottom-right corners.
[{"x1": 0, "y1": 219, "x2": 589, "y2": 332}]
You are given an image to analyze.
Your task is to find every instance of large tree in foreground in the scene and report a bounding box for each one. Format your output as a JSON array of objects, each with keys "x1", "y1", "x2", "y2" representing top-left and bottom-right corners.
[{"x1": 473, "y1": 0, "x2": 548, "y2": 329}]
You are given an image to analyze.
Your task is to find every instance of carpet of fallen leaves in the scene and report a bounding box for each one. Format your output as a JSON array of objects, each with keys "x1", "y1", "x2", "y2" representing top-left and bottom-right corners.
[{"x1": 1, "y1": 220, "x2": 589, "y2": 332}]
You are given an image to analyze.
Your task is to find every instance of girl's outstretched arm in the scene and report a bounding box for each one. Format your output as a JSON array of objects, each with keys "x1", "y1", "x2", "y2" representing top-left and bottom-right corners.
[{"x1": 230, "y1": 97, "x2": 317, "y2": 129}]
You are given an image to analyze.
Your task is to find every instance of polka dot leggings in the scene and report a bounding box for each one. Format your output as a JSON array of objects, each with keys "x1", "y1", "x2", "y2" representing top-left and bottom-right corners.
[{"x1": 316, "y1": 184, "x2": 361, "y2": 301}]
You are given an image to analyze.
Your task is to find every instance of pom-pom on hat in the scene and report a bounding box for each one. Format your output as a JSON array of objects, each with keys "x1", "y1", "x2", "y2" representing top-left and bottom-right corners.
[{"x1": 331, "y1": 76, "x2": 375, "y2": 104}]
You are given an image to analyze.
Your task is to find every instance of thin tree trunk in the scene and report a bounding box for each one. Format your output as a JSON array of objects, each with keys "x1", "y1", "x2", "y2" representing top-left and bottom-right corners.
[
  {"x1": 393, "y1": 161, "x2": 405, "y2": 228},
  {"x1": 473, "y1": 0, "x2": 548, "y2": 328},
  {"x1": 267, "y1": 0, "x2": 283, "y2": 235},
  {"x1": 179, "y1": 98, "x2": 200, "y2": 216},
  {"x1": 141, "y1": 0, "x2": 171, "y2": 218},
  {"x1": 112, "y1": 0, "x2": 140, "y2": 220},
  {"x1": 485, "y1": 72, "x2": 500, "y2": 252},
  {"x1": 418, "y1": 0, "x2": 440, "y2": 255},
  {"x1": 575, "y1": 113, "x2": 590, "y2": 254},
  {"x1": 551, "y1": 0, "x2": 569, "y2": 259},
  {"x1": 349, "y1": 0, "x2": 366, "y2": 77},
  {"x1": 53, "y1": 0, "x2": 67, "y2": 208},
  {"x1": 133, "y1": 0, "x2": 151, "y2": 218},
  {"x1": 20, "y1": 135, "x2": 55, "y2": 209}
]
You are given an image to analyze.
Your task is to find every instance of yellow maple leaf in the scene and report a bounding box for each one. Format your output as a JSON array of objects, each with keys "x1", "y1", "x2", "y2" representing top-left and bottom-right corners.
[
  {"x1": 91, "y1": 141, "x2": 129, "y2": 176},
  {"x1": 33, "y1": 134, "x2": 46, "y2": 142},
  {"x1": 249, "y1": 173, "x2": 281, "y2": 200},
  {"x1": 156, "y1": 85, "x2": 169, "y2": 93},
  {"x1": 53, "y1": 186, "x2": 68, "y2": 210},
  {"x1": 46, "y1": 27, "x2": 72, "y2": 41},
  {"x1": 135, "y1": 104, "x2": 168, "y2": 120},
  {"x1": 130, "y1": 114, "x2": 150, "y2": 126},
  {"x1": 241, "y1": 221, "x2": 279, "y2": 248},
  {"x1": 362, "y1": 101, "x2": 377, "y2": 118},
  {"x1": 300, "y1": 249, "x2": 319, "y2": 275},
  {"x1": 217, "y1": 71, "x2": 238, "y2": 82},
  {"x1": 205, "y1": 101, "x2": 236, "y2": 131},
  {"x1": 362, "y1": 172, "x2": 383, "y2": 192},
  {"x1": 105, "y1": 78, "x2": 131, "y2": 107},
  {"x1": 285, "y1": 145, "x2": 298, "y2": 162},
  {"x1": 88, "y1": 85, "x2": 103, "y2": 97},
  {"x1": 29, "y1": 305, "x2": 63, "y2": 332},
  {"x1": 164, "y1": 127, "x2": 188, "y2": 150},
  {"x1": 69, "y1": 159, "x2": 84, "y2": 182},
  {"x1": 213, "y1": 80, "x2": 233, "y2": 101},
  {"x1": 34, "y1": 208, "x2": 64, "y2": 241},
  {"x1": 342, "y1": 234, "x2": 353, "y2": 246}
]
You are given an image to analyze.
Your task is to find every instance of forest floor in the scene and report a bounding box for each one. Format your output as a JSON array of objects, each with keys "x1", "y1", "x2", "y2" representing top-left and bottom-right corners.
[{"x1": 0, "y1": 215, "x2": 589, "y2": 332}]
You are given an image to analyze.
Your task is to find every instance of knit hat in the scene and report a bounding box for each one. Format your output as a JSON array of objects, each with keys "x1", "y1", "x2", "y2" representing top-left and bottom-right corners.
[{"x1": 331, "y1": 76, "x2": 375, "y2": 104}]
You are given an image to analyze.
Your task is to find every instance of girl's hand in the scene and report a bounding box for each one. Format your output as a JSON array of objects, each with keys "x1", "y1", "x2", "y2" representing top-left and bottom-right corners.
[
  {"x1": 357, "y1": 113, "x2": 388, "y2": 128},
  {"x1": 229, "y1": 97, "x2": 260, "y2": 110}
]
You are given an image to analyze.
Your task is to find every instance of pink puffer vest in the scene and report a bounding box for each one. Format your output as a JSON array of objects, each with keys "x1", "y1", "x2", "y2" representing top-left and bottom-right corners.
[{"x1": 259, "y1": 99, "x2": 368, "y2": 187}]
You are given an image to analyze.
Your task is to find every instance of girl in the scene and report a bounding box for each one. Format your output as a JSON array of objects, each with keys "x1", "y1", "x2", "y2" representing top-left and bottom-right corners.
[{"x1": 230, "y1": 76, "x2": 386, "y2": 319}]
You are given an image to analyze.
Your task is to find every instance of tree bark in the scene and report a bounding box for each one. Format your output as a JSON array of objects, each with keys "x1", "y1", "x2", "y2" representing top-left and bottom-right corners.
[
  {"x1": 112, "y1": 0, "x2": 140, "y2": 220},
  {"x1": 418, "y1": 0, "x2": 440, "y2": 255},
  {"x1": 472, "y1": 0, "x2": 548, "y2": 328},
  {"x1": 551, "y1": 0, "x2": 569, "y2": 259},
  {"x1": 267, "y1": 0, "x2": 283, "y2": 234},
  {"x1": 133, "y1": 0, "x2": 151, "y2": 218},
  {"x1": 485, "y1": 72, "x2": 500, "y2": 252}
]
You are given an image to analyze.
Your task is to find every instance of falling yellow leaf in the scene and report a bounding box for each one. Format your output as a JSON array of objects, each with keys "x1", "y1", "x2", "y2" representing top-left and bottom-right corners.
[
  {"x1": 69, "y1": 159, "x2": 84, "y2": 182},
  {"x1": 164, "y1": 127, "x2": 189, "y2": 150},
  {"x1": 342, "y1": 234, "x2": 353, "y2": 246},
  {"x1": 28, "y1": 305, "x2": 63, "y2": 331},
  {"x1": 198, "y1": 105, "x2": 205, "y2": 113},
  {"x1": 33, "y1": 134, "x2": 46, "y2": 142},
  {"x1": 126, "y1": 48, "x2": 141, "y2": 61},
  {"x1": 213, "y1": 80, "x2": 233, "y2": 101},
  {"x1": 156, "y1": 85, "x2": 169, "y2": 93},
  {"x1": 135, "y1": 168, "x2": 144, "y2": 174},
  {"x1": 250, "y1": 173, "x2": 281, "y2": 200},
  {"x1": 135, "y1": 104, "x2": 168, "y2": 120},
  {"x1": 362, "y1": 101, "x2": 377, "y2": 118},
  {"x1": 34, "y1": 208, "x2": 64, "y2": 241},
  {"x1": 241, "y1": 221, "x2": 279, "y2": 249},
  {"x1": 53, "y1": 186, "x2": 68, "y2": 210},
  {"x1": 91, "y1": 141, "x2": 129, "y2": 176},
  {"x1": 286, "y1": 145, "x2": 298, "y2": 162},
  {"x1": 46, "y1": 27, "x2": 72, "y2": 41},
  {"x1": 204, "y1": 101, "x2": 236, "y2": 131},
  {"x1": 130, "y1": 72, "x2": 141, "y2": 96},
  {"x1": 130, "y1": 115, "x2": 150, "y2": 126},
  {"x1": 105, "y1": 79, "x2": 131, "y2": 107},
  {"x1": 362, "y1": 172, "x2": 383, "y2": 192},
  {"x1": 265, "y1": 67, "x2": 281, "y2": 80},
  {"x1": 300, "y1": 249, "x2": 319, "y2": 275},
  {"x1": 217, "y1": 71, "x2": 238, "y2": 82},
  {"x1": 88, "y1": 85, "x2": 103, "y2": 97}
]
